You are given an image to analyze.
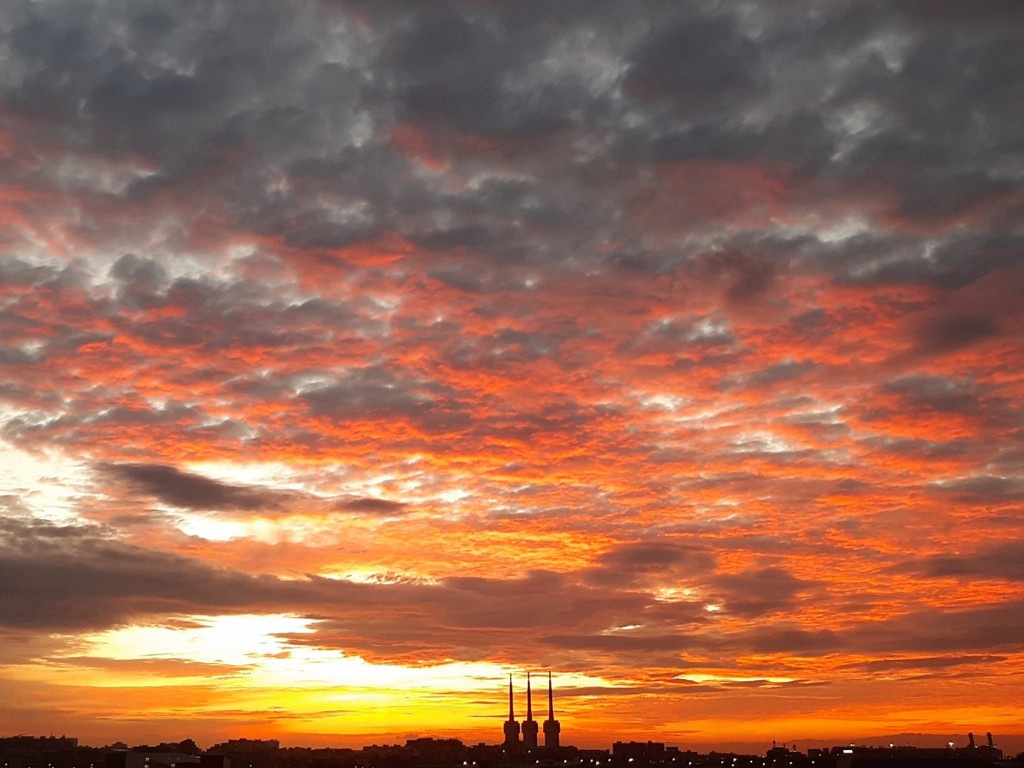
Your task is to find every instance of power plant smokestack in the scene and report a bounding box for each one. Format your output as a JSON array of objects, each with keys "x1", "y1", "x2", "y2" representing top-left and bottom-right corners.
[
  {"x1": 543, "y1": 671, "x2": 561, "y2": 748},
  {"x1": 503, "y1": 674, "x2": 520, "y2": 752},
  {"x1": 522, "y1": 672, "x2": 539, "y2": 750},
  {"x1": 968, "y1": 733, "x2": 976, "y2": 749},
  {"x1": 987, "y1": 733, "x2": 994, "y2": 748}
]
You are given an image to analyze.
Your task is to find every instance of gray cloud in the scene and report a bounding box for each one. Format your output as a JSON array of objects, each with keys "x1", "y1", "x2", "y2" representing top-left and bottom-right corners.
[
  {"x1": 586, "y1": 541, "x2": 716, "y2": 589},
  {"x1": 3, "y1": 514, "x2": 1023, "y2": 670},
  {"x1": 1, "y1": 0, "x2": 1023, "y2": 712},
  {"x1": 843, "y1": 654, "x2": 1006, "y2": 673},
  {"x1": 625, "y1": 13, "x2": 762, "y2": 111},
  {"x1": 0, "y1": 518, "x2": 645, "y2": 660},
  {"x1": 915, "y1": 314, "x2": 1001, "y2": 355},
  {"x1": 0, "y1": 517, "x2": 295, "y2": 630},
  {"x1": 338, "y1": 497, "x2": 408, "y2": 515},
  {"x1": 913, "y1": 540, "x2": 1024, "y2": 582},
  {"x1": 856, "y1": 600, "x2": 1024, "y2": 654},
  {"x1": 102, "y1": 463, "x2": 291, "y2": 512},
  {"x1": 710, "y1": 567, "x2": 816, "y2": 618}
]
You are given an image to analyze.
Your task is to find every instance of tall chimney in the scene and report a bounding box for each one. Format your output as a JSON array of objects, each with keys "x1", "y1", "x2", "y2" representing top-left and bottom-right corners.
[
  {"x1": 503, "y1": 675, "x2": 520, "y2": 752},
  {"x1": 543, "y1": 671, "x2": 561, "y2": 748},
  {"x1": 522, "y1": 672, "x2": 539, "y2": 750}
]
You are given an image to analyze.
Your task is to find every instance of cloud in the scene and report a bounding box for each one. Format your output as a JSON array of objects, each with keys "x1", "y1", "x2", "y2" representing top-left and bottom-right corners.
[
  {"x1": 1, "y1": 0, "x2": 1024, "y2": 742},
  {"x1": 843, "y1": 654, "x2": 1006, "y2": 673},
  {"x1": 928, "y1": 475, "x2": 1024, "y2": 506},
  {"x1": 915, "y1": 314, "x2": 1001, "y2": 354},
  {"x1": 338, "y1": 497, "x2": 408, "y2": 515},
  {"x1": 625, "y1": 13, "x2": 762, "y2": 110},
  {"x1": 856, "y1": 601, "x2": 1024, "y2": 654},
  {"x1": 0, "y1": 518, "x2": 640, "y2": 658},
  {"x1": 585, "y1": 541, "x2": 716, "y2": 589},
  {"x1": 913, "y1": 540, "x2": 1024, "y2": 582},
  {"x1": 710, "y1": 567, "x2": 816, "y2": 618},
  {"x1": 0, "y1": 517, "x2": 288, "y2": 630},
  {"x1": 56, "y1": 656, "x2": 249, "y2": 678},
  {"x1": 103, "y1": 463, "x2": 292, "y2": 512},
  {"x1": 744, "y1": 627, "x2": 842, "y2": 655}
]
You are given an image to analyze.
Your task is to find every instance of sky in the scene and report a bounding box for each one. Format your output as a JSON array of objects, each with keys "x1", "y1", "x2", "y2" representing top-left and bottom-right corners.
[{"x1": 1, "y1": 0, "x2": 1023, "y2": 754}]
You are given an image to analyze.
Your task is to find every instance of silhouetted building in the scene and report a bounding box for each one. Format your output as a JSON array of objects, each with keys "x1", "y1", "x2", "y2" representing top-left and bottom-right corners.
[
  {"x1": 404, "y1": 737, "x2": 465, "y2": 766},
  {"x1": 207, "y1": 741, "x2": 279, "y2": 754},
  {"x1": 828, "y1": 741, "x2": 1005, "y2": 768},
  {"x1": 542, "y1": 672, "x2": 560, "y2": 749},
  {"x1": 1, "y1": 736, "x2": 84, "y2": 768},
  {"x1": 105, "y1": 752, "x2": 198, "y2": 768},
  {"x1": 612, "y1": 742, "x2": 664, "y2": 761},
  {"x1": 502, "y1": 674, "x2": 521, "y2": 753},
  {"x1": 199, "y1": 756, "x2": 229, "y2": 768},
  {"x1": 205, "y1": 738, "x2": 279, "y2": 768},
  {"x1": 522, "y1": 673, "x2": 539, "y2": 752},
  {"x1": 765, "y1": 744, "x2": 808, "y2": 767}
]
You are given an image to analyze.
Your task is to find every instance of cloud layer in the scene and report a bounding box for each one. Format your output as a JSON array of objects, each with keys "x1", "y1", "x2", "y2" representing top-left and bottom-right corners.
[{"x1": 1, "y1": 0, "x2": 1022, "y2": 751}]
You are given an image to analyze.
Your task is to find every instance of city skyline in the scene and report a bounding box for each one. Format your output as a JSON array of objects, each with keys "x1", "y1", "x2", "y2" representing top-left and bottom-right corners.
[
  {"x1": 0, "y1": 724, "x2": 1017, "y2": 757},
  {"x1": 5, "y1": 676, "x2": 1022, "y2": 754},
  {"x1": 1, "y1": 0, "x2": 1023, "y2": 754}
]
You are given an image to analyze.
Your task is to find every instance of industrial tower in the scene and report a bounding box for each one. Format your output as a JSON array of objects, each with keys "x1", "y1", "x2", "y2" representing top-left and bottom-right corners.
[
  {"x1": 502, "y1": 674, "x2": 520, "y2": 751},
  {"x1": 543, "y1": 671, "x2": 560, "y2": 748},
  {"x1": 522, "y1": 672, "x2": 539, "y2": 750}
]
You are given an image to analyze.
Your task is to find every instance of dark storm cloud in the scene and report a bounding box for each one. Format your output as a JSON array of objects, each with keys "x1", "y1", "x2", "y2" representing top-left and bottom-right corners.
[
  {"x1": 540, "y1": 633, "x2": 695, "y2": 654},
  {"x1": 914, "y1": 540, "x2": 1024, "y2": 582},
  {"x1": 865, "y1": 436, "x2": 975, "y2": 462},
  {"x1": 586, "y1": 541, "x2": 716, "y2": 588},
  {"x1": 302, "y1": 367, "x2": 430, "y2": 416},
  {"x1": 856, "y1": 600, "x2": 1024, "y2": 654},
  {"x1": 927, "y1": 475, "x2": 1024, "y2": 505},
  {"x1": 338, "y1": 497, "x2": 408, "y2": 515},
  {"x1": 710, "y1": 566, "x2": 815, "y2": 618},
  {"x1": 816, "y1": 3, "x2": 1022, "y2": 193},
  {"x1": 103, "y1": 463, "x2": 291, "y2": 512},
  {"x1": 440, "y1": 570, "x2": 637, "y2": 631},
  {"x1": 393, "y1": 6, "x2": 523, "y2": 135},
  {"x1": 717, "y1": 599, "x2": 1024, "y2": 658},
  {"x1": 384, "y1": 2, "x2": 631, "y2": 142},
  {"x1": 109, "y1": 253, "x2": 171, "y2": 309},
  {"x1": 625, "y1": 13, "x2": 762, "y2": 110},
  {"x1": 619, "y1": 316, "x2": 737, "y2": 360},
  {"x1": 0, "y1": 516, "x2": 429, "y2": 633},
  {"x1": 3, "y1": 0, "x2": 376, "y2": 169},
  {"x1": 915, "y1": 314, "x2": 1001, "y2": 355},
  {"x1": 0, "y1": 518, "x2": 642, "y2": 651},
  {"x1": 0, "y1": 517, "x2": 293, "y2": 630},
  {"x1": 4, "y1": 513, "x2": 1024, "y2": 669},
  {"x1": 585, "y1": 543, "x2": 814, "y2": 619},
  {"x1": 2, "y1": 0, "x2": 1021, "y2": 293},
  {"x1": 300, "y1": 366, "x2": 473, "y2": 434},
  {"x1": 858, "y1": 374, "x2": 1020, "y2": 439},
  {"x1": 698, "y1": 250, "x2": 780, "y2": 303},
  {"x1": 744, "y1": 627, "x2": 842, "y2": 655},
  {"x1": 723, "y1": 360, "x2": 814, "y2": 391},
  {"x1": 880, "y1": 375, "x2": 988, "y2": 417},
  {"x1": 103, "y1": 463, "x2": 415, "y2": 517},
  {"x1": 109, "y1": 265, "x2": 359, "y2": 352},
  {"x1": 843, "y1": 654, "x2": 1006, "y2": 673}
]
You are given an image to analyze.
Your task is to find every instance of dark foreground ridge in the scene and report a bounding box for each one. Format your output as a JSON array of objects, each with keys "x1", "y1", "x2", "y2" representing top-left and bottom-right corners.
[{"x1": 2, "y1": 733, "x2": 1021, "y2": 768}]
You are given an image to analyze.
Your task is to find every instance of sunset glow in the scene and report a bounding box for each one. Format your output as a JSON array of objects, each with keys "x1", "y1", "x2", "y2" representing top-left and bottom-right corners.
[{"x1": 1, "y1": 0, "x2": 1023, "y2": 755}]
